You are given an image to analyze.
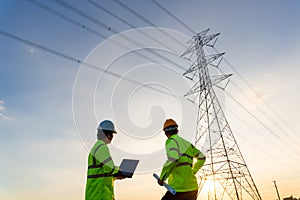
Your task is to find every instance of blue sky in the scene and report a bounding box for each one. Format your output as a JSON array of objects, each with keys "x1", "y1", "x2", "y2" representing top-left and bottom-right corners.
[{"x1": 1, "y1": 0, "x2": 300, "y2": 199}]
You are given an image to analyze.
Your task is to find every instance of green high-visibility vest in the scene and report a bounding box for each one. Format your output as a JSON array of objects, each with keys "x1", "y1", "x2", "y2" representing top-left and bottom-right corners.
[
  {"x1": 160, "y1": 134, "x2": 206, "y2": 192},
  {"x1": 85, "y1": 140, "x2": 119, "y2": 200}
]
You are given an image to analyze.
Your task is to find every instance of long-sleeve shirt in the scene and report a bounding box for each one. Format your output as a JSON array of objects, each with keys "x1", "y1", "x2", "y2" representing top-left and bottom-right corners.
[
  {"x1": 160, "y1": 134, "x2": 206, "y2": 192},
  {"x1": 85, "y1": 140, "x2": 119, "y2": 200}
]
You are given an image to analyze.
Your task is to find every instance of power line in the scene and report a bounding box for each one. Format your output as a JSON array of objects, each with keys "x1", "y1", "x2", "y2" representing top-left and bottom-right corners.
[
  {"x1": 87, "y1": 0, "x2": 186, "y2": 58},
  {"x1": 4, "y1": 2, "x2": 300, "y2": 194},
  {"x1": 26, "y1": 0, "x2": 185, "y2": 72},
  {"x1": 224, "y1": 90, "x2": 300, "y2": 160},
  {"x1": 216, "y1": 67, "x2": 300, "y2": 149},
  {"x1": 51, "y1": 0, "x2": 188, "y2": 71},
  {"x1": 30, "y1": 0, "x2": 291, "y2": 137},
  {"x1": 114, "y1": 0, "x2": 296, "y2": 150},
  {"x1": 51, "y1": 0, "x2": 297, "y2": 153},
  {"x1": 0, "y1": 29, "x2": 188, "y2": 103},
  {"x1": 36, "y1": 0, "x2": 297, "y2": 147},
  {"x1": 72, "y1": 0, "x2": 300, "y2": 149},
  {"x1": 213, "y1": 47, "x2": 299, "y2": 141},
  {"x1": 86, "y1": 0, "x2": 134, "y2": 29},
  {"x1": 233, "y1": 128, "x2": 300, "y2": 173},
  {"x1": 47, "y1": 0, "x2": 300, "y2": 163},
  {"x1": 52, "y1": 0, "x2": 119, "y2": 34},
  {"x1": 149, "y1": 0, "x2": 300, "y2": 156},
  {"x1": 19, "y1": 0, "x2": 300, "y2": 166},
  {"x1": 26, "y1": 0, "x2": 108, "y2": 39},
  {"x1": 183, "y1": 63, "x2": 300, "y2": 160},
  {"x1": 111, "y1": 0, "x2": 187, "y2": 49},
  {"x1": 149, "y1": 0, "x2": 196, "y2": 34},
  {"x1": 228, "y1": 110, "x2": 300, "y2": 173},
  {"x1": 230, "y1": 79, "x2": 300, "y2": 146}
]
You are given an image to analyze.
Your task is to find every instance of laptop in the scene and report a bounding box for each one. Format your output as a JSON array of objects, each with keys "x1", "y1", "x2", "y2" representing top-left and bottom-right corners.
[{"x1": 117, "y1": 159, "x2": 139, "y2": 178}]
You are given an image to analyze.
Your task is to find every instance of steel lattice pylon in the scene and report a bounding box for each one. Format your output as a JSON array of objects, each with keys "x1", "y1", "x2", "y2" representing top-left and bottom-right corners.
[{"x1": 182, "y1": 29, "x2": 262, "y2": 200}]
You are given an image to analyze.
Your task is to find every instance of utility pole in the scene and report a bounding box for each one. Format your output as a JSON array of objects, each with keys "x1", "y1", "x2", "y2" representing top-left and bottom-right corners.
[
  {"x1": 182, "y1": 29, "x2": 262, "y2": 200},
  {"x1": 273, "y1": 180, "x2": 281, "y2": 200}
]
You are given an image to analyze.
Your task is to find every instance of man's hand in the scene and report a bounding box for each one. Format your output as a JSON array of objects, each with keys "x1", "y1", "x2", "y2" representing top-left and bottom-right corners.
[
  {"x1": 114, "y1": 170, "x2": 126, "y2": 180},
  {"x1": 115, "y1": 176, "x2": 125, "y2": 180},
  {"x1": 157, "y1": 179, "x2": 164, "y2": 186}
]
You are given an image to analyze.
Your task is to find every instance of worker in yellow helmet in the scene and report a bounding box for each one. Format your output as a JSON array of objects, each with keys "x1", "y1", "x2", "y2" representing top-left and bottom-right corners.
[
  {"x1": 85, "y1": 120, "x2": 125, "y2": 200},
  {"x1": 157, "y1": 119, "x2": 206, "y2": 200}
]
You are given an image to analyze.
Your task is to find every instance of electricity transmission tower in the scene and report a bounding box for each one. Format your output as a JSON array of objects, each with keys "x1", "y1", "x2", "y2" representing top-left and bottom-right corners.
[{"x1": 181, "y1": 29, "x2": 262, "y2": 200}]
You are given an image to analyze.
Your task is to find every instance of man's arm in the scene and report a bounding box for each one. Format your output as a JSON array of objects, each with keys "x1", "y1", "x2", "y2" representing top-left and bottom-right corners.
[
  {"x1": 159, "y1": 139, "x2": 179, "y2": 182},
  {"x1": 95, "y1": 145, "x2": 119, "y2": 175},
  {"x1": 191, "y1": 145, "x2": 206, "y2": 174}
]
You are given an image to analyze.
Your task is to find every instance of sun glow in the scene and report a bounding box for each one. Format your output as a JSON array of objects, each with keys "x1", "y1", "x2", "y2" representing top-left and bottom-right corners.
[
  {"x1": 202, "y1": 179, "x2": 216, "y2": 193},
  {"x1": 199, "y1": 179, "x2": 223, "y2": 200}
]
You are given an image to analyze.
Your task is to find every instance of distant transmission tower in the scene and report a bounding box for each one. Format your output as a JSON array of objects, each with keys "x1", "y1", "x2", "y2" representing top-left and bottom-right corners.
[{"x1": 181, "y1": 29, "x2": 262, "y2": 200}]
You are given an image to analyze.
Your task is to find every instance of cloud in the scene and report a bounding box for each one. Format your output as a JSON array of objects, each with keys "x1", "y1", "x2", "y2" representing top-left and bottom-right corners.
[
  {"x1": 0, "y1": 113, "x2": 13, "y2": 121},
  {"x1": 0, "y1": 100, "x2": 13, "y2": 122},
  {"x1": 0, "y1": 100, "x2": 5, "y2": 111},
  {"x1": 26, "y1": 46, "x2": 35, "y2": 53}
]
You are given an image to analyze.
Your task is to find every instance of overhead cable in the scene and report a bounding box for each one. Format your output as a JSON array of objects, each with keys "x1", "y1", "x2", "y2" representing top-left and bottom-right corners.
[
  {"x1": 214, "y1": 47, "x2": 299, "y2": 141},
  {"x1": 111, "y1": 0, "x2": 187, "y2": 49},
  {"x1": 26, "y1": 0, "x2": 186, "y2": 72},
  {"x1": 151, "y1": 0, "x2": 300, "y2": 153},
  {"x1": 26, "y1": 0, "x2": 108, "y2": 39},
  {"x1": 87, "y1": 0, "x2": 188, "y2": 62},
  {"x1": 20, "y1": 0, "x2": 300, "y2": 163},
  {"x1": 149, "y1": 0, "x2": 196, "y2": 34},
  {"x1": 51, "y1": 0, "x2": 188, "y2": 71},
  {"x1": 0, "y1": 29, "x2": 188, "y2": 103},
  {"x1": 225, "y1": 90, "x2": 300, "y2": 159}
]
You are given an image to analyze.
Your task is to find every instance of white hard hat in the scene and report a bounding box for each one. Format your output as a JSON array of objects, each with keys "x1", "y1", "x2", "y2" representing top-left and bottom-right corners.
[{"x1": 98, "y1": 120, "x2": 117, "y2": 133}]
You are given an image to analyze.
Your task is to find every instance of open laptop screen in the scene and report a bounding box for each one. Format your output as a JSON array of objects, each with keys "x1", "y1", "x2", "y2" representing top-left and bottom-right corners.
[{"x1": 117, "y1": 159, "x2": 139, "y2": 178}]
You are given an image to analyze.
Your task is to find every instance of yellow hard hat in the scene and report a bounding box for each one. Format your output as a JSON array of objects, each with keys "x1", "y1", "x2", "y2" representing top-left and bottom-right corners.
[{"x1": 163, "y1": 119, "x2": 178, "y2": 131}]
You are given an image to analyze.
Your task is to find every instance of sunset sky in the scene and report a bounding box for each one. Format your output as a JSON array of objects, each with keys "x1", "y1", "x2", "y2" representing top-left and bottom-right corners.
[{"x1": 1, "y1": 0, "x2": 300, "y2": 199}]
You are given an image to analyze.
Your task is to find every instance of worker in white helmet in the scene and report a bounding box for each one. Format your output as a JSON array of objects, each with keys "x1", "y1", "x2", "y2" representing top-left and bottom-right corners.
[{"x1": 85, "y1": 120, "x2": 124, "y2": 200}]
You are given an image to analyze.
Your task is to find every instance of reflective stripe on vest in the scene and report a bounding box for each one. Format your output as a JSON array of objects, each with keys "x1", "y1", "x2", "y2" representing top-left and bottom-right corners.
[
  {"x1": 168, "y1": 157, "x2": 178, "y2": 162},
  {"x1": 176, "y1": 162, "x2": 192, "y2": 167},
  {"x1": 87, "y1": 143, "x2": 114, "y2": 178},
  {"x1": 87, "y1": 173, "x2": 113, "y2": 178},
  {"x1": 168, "y1": 138, "x2": 193, "y2": 168}
]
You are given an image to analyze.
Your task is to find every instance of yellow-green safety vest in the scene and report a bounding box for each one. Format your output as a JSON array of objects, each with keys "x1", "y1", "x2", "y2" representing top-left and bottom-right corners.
[
  {"x1": 85, "y1": 140, "x2": 119, "y2": 200},
  {"x1": 160, "y1": 134, "x2": 206, "y2": 192}
]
